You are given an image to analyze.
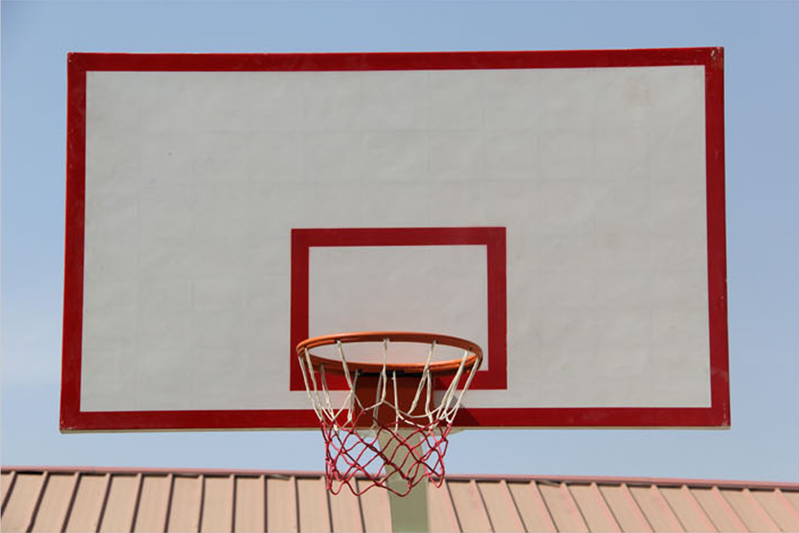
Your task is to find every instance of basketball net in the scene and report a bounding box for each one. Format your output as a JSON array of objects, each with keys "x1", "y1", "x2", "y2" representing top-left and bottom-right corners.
[{"x1": 297, "y1": 335, "x2": 480, "y2": 496}]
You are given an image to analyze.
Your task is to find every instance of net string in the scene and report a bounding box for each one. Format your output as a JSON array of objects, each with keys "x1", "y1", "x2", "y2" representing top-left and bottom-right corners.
[{"x1": 301, "y1": 339, "x2": 474, "y2": 427}]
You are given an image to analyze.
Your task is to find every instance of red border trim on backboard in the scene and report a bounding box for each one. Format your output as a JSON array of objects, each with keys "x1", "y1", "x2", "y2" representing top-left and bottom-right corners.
[
  {"x1": 703, "y1": 48, "x2": 730, "y2": 428},
  {"x1": 61, "y1": 55, "x2": 87, "y2": 432},
  {"x1": 66, "y1": 48, "x2": 720, "y2": 72},
  {"x1": 61, "y1": 48, "x2": 728, "y2": 431},
  {"x1": 289, "y1": 227, "x2": 507, "y2": 392}
]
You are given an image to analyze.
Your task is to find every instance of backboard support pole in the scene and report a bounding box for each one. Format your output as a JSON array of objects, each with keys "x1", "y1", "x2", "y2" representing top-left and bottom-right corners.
[
  {"x1": 379, "y1": 430, "x2": 430, "y2": 532},
  {"x1": 388, "y1": 481, "x2": 429, "y2": 533}
]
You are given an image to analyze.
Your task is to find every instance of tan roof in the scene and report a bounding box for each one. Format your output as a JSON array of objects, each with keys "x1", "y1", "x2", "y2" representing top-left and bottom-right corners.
[{"x1": 2, "y1": 466, "x2": 797, "y2": 532}]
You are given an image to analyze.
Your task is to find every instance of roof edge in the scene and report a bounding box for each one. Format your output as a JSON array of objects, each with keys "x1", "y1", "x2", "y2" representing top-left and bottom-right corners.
[{"x1": 3, "y1": 465, "x2": 797, "y2": 491}]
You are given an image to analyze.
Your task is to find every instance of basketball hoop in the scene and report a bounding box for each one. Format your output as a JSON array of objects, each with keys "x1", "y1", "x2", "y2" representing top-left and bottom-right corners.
[{"x1": 296, "y1": 332, "x2": 482, "y2": 496}]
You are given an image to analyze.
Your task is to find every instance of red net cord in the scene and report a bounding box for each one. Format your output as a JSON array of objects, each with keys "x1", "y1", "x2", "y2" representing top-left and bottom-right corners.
[{"x1": 320, "y1": 407, "x2": 451, "y2": 496}]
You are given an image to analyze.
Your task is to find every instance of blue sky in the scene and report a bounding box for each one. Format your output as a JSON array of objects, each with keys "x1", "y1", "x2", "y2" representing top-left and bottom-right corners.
[{"x1": 2, "y1": 1, "x2": 798, "y2": 482}]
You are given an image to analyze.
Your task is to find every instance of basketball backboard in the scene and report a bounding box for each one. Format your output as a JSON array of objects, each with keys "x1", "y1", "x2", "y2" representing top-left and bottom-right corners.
[{"x1": 61, "y1": 48, "x2": 729, "y2": 431}]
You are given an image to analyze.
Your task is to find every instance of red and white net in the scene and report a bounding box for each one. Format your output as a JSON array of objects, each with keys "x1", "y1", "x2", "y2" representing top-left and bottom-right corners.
[{"x1": 297, "y1": 339, "x2": 478, "y2": 496}]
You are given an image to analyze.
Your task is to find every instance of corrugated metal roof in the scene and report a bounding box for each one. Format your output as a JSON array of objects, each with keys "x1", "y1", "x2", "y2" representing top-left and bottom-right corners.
[{"x1": 2, "y1": 466, "x2": 797, "y2": 532}]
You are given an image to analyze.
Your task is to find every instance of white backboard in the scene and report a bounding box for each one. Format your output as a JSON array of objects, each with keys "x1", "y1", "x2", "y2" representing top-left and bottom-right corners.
[{"x1": 61, "y1": 49, "x2": 729, "y2": 431}]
